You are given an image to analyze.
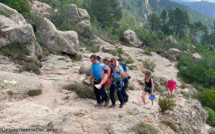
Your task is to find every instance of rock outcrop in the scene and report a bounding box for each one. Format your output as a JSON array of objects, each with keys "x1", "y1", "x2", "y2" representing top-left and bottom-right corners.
[
  {"x1": 165, "y1": 48, "x2": 182, "y2": 62},
  {"x1": 31, "y1": 2, "x2": 91, "y2": 37},
  {"x1": 0, "y1": 3, "x2": 43, "y2": 61},
  {"x1": 123, "y1": 29, "x2": 142, "y2": 47}
]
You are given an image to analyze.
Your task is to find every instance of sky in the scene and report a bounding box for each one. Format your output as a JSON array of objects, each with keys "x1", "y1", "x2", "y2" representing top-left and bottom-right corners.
[{"x1": 183, "y1": 0, "x2": 215, "y2": 2}]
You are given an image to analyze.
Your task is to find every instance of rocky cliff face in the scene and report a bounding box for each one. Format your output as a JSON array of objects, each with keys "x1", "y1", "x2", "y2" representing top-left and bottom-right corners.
[{"x1": 0, "y1": 3, "x2": 42, "y2": 62}]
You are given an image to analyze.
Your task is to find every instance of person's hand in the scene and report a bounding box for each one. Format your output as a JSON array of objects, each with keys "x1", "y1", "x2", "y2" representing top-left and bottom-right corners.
[{"x1": 115, "y1": 67, "x2": 120, "y2": 73}]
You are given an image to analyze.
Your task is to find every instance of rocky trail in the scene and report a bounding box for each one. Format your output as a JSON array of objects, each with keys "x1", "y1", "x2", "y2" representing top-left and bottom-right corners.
[{"x1": 0, "y1": 43, "x2": 210, "y2": 134}]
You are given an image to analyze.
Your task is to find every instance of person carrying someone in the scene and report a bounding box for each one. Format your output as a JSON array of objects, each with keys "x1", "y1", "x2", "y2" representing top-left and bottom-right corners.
[
  {"x1": 109, "y1": 58, "x2": 126, "y2": 108},
  {"x1": 118, "y1": 59, "x2": 130, "y2": 103},
  {"x1": 89, "y1": 55, "x2": 109, "y2": 107}
]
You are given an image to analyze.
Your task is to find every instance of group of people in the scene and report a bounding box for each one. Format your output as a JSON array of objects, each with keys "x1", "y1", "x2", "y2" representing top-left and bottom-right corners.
[
  {"x1": 86, "y1": 55, "x2": 130, "y2": 108},
  {"x1": 86, "y1": 54, "x2": 177, "y2": 109}
]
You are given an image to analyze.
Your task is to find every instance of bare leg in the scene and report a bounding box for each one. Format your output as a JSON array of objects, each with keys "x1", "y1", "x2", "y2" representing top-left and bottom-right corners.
[
  {"x1": 142, "y1": 91, "x2": 147, "y2": 105},
  {"x1": 151, "y1": 100, "x2": 154, "y2": 105}
]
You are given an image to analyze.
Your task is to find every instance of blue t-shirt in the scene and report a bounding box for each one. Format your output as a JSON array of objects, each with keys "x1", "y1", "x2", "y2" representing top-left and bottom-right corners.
[
  {"x1": 111, "y1": 65, "x2": 124, "y2": 79},
  {"x1": 90, "y1": 61, "x2": 108, "y2": 80}
]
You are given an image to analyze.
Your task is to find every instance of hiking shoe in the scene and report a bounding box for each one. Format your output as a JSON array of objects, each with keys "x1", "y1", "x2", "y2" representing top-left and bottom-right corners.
[
  {"x1": 141, "y1": 105, "x2": 146, "y2": 108},
  {"x1": 104, "y1": 100, "x2": 109, "y2": 107},
  {"x1": 109, "y1": 104, "x2": 116, "y2": 108},
  {"x1": 119, "y1": 104, "x2": 123, "y2": 108},
  {"x1": 151, "y1": 105, "x2": 154, "y2": 109},
  {"x1": 95, "y1": 84, "x2": 101, "y2": 89},
  {"x1": 95, "y1": 103, "x2": 103, "y2": 107}
]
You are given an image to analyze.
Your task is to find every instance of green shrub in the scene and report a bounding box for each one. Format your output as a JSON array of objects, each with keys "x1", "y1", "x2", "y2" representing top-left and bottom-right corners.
[
  {"x1": 161, "y1": 120, "x2": 179, "y2": 133},
  {"x1": 64, "y1": 82, "x2": 95, "y2": 99},
  {"x1": 1, "y1": 43, "x2": 28, "y2": 60},
  {"x1": 208, "y1": 127, "x2": 215, "y2": 134},
  {"x1": 143, "y1": 59, "x2": 156, "y2": 72},
  {"x1": 28, "y1": 89, "x2": 42, "y2": 96},
  {"x1": 158, "y1": 98, "x2": 176, "y2": 113},
  {"x1": 24, "y1": 63, "x2": 41, "y2": 74},
  {"x1": 126, "y1": 57, "x2": 134, "y2": 64},
  {"x1": 181, "y1": 83, "x2": 187, "y2": 89},
  {"x1": 205, "y1": 107, "x2": 215, "y2": 127},
  {"x1": 117, "y1": 48, "x2": 124, "y2": 55},
  {"x1": 1, "y1": 0, "x2": 31, "y2": 14},
  {"x1": 131, "y1": 121, "x2": 160, "y2": 134},
  {"x1": 195, "y1": 89, "x2": 215, "y2": 111},
  {"x1": 7, "y1": 91, "x2": 14, "y2": 96},
  {"x1": 119, "y1": 115, "x2": 123, "y2": 118},
  {"x1": 0, "y1": 8, "x2": 14, "y2": 17}
]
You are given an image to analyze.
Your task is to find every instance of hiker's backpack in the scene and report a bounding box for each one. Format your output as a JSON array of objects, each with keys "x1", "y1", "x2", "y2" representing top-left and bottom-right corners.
[{"x1": 119, "y1": 61, "x2": 127, "y2": 72}]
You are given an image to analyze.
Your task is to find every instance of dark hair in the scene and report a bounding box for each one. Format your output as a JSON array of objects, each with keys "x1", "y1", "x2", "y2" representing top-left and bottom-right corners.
[
  {"x1": 145, "y1": 71, "x2": 151, "y2": 76},
  {"x1": 97, "y1": 56, "x2": 101, "y2": 60},
  {"x1": 90, "y1": 55, "x2": 97, "y2": 59},
  {"x1": 110, "y1": 58, "x2": 116, "y2": 62},
  {"x1": 117, "y1": 59, "x2": 122, "y2": 62}
]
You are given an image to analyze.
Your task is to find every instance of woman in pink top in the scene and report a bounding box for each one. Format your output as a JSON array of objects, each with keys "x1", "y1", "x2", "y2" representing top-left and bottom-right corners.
[{"x1": 166, "y1": 78, "x2": 176, "y2": 97}]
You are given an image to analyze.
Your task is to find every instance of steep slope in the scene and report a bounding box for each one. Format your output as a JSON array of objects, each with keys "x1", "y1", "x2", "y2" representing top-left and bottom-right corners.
[{"x1": 121, "y1": 0, "x2": 215, "y2": 31}]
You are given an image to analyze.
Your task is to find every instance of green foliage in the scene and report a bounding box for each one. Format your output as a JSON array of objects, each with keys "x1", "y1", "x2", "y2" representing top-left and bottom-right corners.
[
  {"x1": 7, "y1": 91, "x2": 14, "y2": 96},
  {"x1": 208, "y1": 127, "x2": 215, "y2": 134},
  {"x1": 0, "y1": 43, "x2": 29, "y2": 60},
  {"x1": 143, "y1": 59, "x2": 156, "y2": 72},
  {"x1": 117, "y1": 48, "x2": 124, "y2": 55},
  {"x1": 195, "y1": 89, "x2": 215, "y2": 111},
  {"x1": 144, "y1": 31, "x2": 158, "y2": 48},
  {"x1": 168, "y1": 8, "x2": 189, "y2": 38},
  {"x1": 161, "y1": 120, "x2": 179, "y2": 133},
  {"x1": 24, "y1": 63, "x2": 41, "y2": 74},
  {"x1": 158, "y1": 98, "x2": 176, "y2": 113},
  {"x1": 28, "y1": 89, "x2": 42, "y2": 96},
  {"x1": 147, "y1": 13, "x2": 161, "y2": 32},
  {"x1": 119, "y1": 114, "x2": 123, "y2": 118},
  {"x1": 131, "y1": 121, "x2": 160, "y2": 134},
  {"x1": 125, "y1": 57, "x2": 134, "y2": 64},
  {"x1": 181, "y1": 83, "x2": 187, "y2": 89},
  {"x1": 205, "y1": 107, "x2": 215, "y2": 127},
  {"x1": 1, "y1": 0, "x2": 31, "y2": 14},
  {"x1": 64, "y1": 82, "x2": 95, "y2": 99},
  {"x1": 0, "y1": 8, "x2": 14, "y2": 17}
]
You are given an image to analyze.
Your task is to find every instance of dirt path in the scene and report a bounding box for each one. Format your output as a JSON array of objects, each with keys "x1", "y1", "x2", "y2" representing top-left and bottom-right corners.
[{"x1": 33, "y1": 80, "x2": 59, "y2": 109}]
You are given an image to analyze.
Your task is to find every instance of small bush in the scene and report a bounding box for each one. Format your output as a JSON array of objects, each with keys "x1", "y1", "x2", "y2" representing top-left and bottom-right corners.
[
  {"x1": 208, "y1": 127, "x2": 215, "y2": 134},
  {"x1": 7, "y1": 91, "x2": 14, "y2": 96},
  {"x1": 64, "y1": 82, "x2": 95, "y2": 99},
  {"x1": 161, "y1": 120, "x2": 179, "y2": 133},
  {"x1": 28, "y1": 89, "x2": 42, "y2": 96},
  {"x1": 131, "y1": 121, "x2": 160, "y2": 134},
  {"x1": 1, "y1": 43, "x2": 28, "y2": 60},
  {"x1": 126, "y1": 57, "x2": 134, "y2": 64},
  {"x1": 205, "y1": 107, "x2": 215, "y2": 127},
  {"x1": 158, "y1": 98, "x2": 176, "y2": 113},
  {"x1": 181, "y1": 83, "x2": 187, "y2": 89},
  {"x1": 143, "y1": 59, "x2": 156, "y2": 72},
  {"x1": 117, "y1": 48, "x2": 124, "y2": 55},
  {"x1": 119, "y1": 115, "x2": 123, "y2": 118},
  {"x1": 24, "y1": 63, "x2": 41, "y2": 74}
]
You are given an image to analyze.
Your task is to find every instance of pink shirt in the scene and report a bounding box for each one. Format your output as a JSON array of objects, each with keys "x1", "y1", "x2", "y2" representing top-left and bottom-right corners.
[{"x1": 167, "y1": 80, "x2": 176, "y2": 90}]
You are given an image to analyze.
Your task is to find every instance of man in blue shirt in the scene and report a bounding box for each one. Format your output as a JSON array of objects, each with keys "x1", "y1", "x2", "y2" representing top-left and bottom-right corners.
[
  {"x1": 118, "y1": 59, "x2": 130, "y2": 103},
  {"x1": 89, "y1": 55, "x2": 109, "y2": 107},
  {"x1": 109, "y1": 58, "x2": 126, "y2": 108}
]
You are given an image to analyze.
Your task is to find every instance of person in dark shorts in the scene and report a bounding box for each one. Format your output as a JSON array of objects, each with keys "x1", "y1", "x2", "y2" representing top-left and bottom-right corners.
[{"x1": 141, "y1": 71, "x2": 155, "y2": 109}]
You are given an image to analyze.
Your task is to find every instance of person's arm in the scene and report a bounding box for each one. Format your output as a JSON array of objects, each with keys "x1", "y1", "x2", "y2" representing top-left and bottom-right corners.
[
  {"x1": 151, "y1": 78, "x2": 154, "y2": 95},
  {"x1": 107, "y1": 66, "x2": 111, "y2": 77},
  {"x1": 115, "y1": 65, "x2": 126, "y2": 78},
  {"x1": 98, "y1": 64, "x2": 108, "y2": 85},
  {"x1": 120, "y1": 71, "x2": 126, "y2": 78},
  {"x1": 126, "y1": 66, "x2": 129, "y2": 77},
  {"x1": 142, "y1": 80, "x2": 145, "y2": 90}
]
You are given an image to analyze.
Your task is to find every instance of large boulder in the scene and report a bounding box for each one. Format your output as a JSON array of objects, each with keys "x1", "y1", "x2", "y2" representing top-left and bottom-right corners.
[
  {"x1": 31, "y1": 16, "x2": 80, "y2": 56},
  {"x1": 123, "y1": 29, "x2": 142, "y2": 47},
  {"x1": 192, "y1": 53, "x2": 202, "y2": 65},
  {"x1": 0, "y1": 3, "x2": 43, "y2": 61},
  {"x1": 165, "y1": 35, "x2": 178, "y2": 44},
  {"x1": 165, "y1": 48, "x2": 182, "y2": 62},
  {"x1": 31, "y1": 2, "x2": 91, "y2": 37},
  {"x1": 30, "y1": 0, "x2": 52, "y2": 19}
]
